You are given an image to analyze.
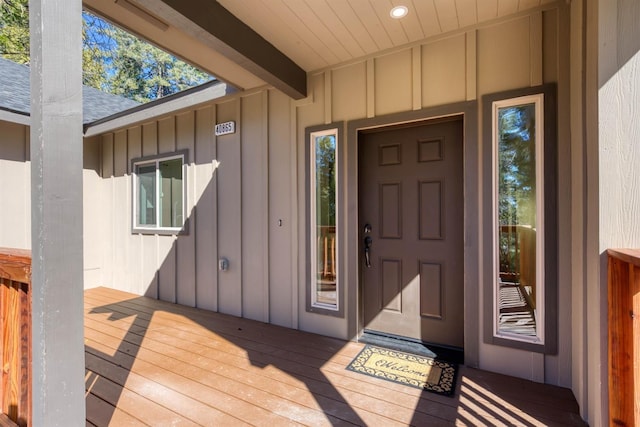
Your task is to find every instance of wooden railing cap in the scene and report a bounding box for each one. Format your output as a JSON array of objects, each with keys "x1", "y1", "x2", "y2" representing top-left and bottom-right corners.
[
  {"x1": 608, "y1": 248, "x2": 640, "y2": 268},
  {"x1": 0, "y1": 247, "x2": 32, "y2": 284}
]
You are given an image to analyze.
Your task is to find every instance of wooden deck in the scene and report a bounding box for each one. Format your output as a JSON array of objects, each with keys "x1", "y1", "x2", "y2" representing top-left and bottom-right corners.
[{"x1": 84, "y1": 287, "x2": 585, "y2": 426}]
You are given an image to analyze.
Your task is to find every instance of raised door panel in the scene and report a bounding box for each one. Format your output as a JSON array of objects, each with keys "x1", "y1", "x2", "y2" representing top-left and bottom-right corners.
[
  {"x1": 419, "y1": 181, "x2": 443, "y2": 240},
  {"x1": 379, "y1": 183, "x2": 402, "y2": 239},
  {"x1": 380, "y1": 259, "x2": 402, "y2": 313}
]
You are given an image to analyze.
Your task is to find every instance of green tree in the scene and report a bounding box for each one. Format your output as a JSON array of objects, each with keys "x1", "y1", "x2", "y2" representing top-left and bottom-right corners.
[
  {"x1": 0, "y1": 0, "x2": 29, "y2": 64},
  {"x1": 1, "y1": 0, "x2": 108, "y2": 87},
  {"x1": 104, "y1": 23, "x2": 210, "y2": 103},
  {"x1": 0, "y1": 1, "x2": 211, "y2": 102},
  {"x1": 82, "y1": 17, "x2": 107, "y2": 90}
]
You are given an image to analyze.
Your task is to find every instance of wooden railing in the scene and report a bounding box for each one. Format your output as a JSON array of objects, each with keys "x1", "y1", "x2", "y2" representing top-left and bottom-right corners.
[
  {"x1": 0, "y1": 248, "x2": 31, "y2": 427},
  {"x1": 608, "y1": 248, "x2": 640, "y2": 427}
]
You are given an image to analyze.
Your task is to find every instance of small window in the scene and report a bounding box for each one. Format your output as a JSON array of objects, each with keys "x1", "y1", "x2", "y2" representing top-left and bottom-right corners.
[
  {"x1": 305, "y1": 123, "x2": 344, "y2": 317},
  {"x1": 132, "y1": 151, "x2": 187, "y2": 234}
]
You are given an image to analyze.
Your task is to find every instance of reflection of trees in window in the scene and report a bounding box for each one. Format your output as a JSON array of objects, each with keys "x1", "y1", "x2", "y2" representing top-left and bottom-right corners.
[
  {"x1": 159, "y1": 159, "x2": 183, "y2": 228},
  {"x1": 138, "y1": 165, "x2": 156, "y2": 226},
  {"x1": 498, "y1": 104, "x2": 536, "y2": 275},
  {"x1": 315, "y1": 136, "x2": 336, "y2": 227}
]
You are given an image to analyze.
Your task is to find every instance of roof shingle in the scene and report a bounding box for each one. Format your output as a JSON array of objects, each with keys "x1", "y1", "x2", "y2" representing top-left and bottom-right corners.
[{"x1": 0, "y1": 57, "x2": 140, "y2": 124}]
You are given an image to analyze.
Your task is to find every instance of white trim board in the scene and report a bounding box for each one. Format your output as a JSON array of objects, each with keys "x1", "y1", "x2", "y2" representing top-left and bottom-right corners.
[
  {"x1": 0, "y1": 109, "x2": 30, "y2": 126},
  {"x1": 84, "y1": 82, "x2": 235, "y2": 137}
]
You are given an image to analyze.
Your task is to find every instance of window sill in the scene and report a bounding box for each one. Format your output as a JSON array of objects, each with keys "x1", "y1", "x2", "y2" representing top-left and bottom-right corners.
[{"x1": 132, "y1": 226, "x2": 188, "y2": 236}]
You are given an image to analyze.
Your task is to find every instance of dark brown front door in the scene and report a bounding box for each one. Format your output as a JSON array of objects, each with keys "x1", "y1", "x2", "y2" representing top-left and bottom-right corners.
[{"x1": 359, "y1": 117, "x2": 464, "y2": 348}]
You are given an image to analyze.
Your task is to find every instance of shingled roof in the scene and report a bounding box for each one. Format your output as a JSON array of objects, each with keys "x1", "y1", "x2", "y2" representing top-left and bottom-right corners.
[{"x1": 0, "y1": 57, "x2": 140, "y2": 124}]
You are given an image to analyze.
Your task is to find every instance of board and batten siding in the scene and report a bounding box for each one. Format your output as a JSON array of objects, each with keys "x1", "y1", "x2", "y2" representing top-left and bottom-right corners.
[
  {"x1": 96, "y1": 6, "x2": 572, "y2": 387},
  {"x1": 97, "y1": 90, "x2": 293, "y2": 327},
  {"x1": 0, "y1": 121, "x2": 104, "y2": 288},
  {"x1": 0, "y1": 121, "x2": 30, "y2": 250}
]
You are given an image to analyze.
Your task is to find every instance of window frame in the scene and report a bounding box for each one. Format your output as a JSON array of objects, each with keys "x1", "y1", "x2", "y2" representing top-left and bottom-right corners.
[
  {"x1": 131, "y1": 150, "x2": 189, "y2": 235},
  {"x1": 305, "y1": 123, "x2": 344, "y2": 317},
  {"x1": 482, "y1": 85, "x2": 558, "y2": 354}
]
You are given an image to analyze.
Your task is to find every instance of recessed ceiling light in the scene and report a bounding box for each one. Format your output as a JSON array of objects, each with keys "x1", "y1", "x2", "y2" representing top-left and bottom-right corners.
[{"x1": 390, "y1": 5, "x2": 408, "y2": 19}]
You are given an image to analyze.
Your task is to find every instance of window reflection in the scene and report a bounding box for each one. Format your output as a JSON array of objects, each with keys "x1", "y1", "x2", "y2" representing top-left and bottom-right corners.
[
  {"x1": 159, "y1": 159, "x2": 183, "y2": 228},
  {"x1": 137, "y1": 164, "x2": 156, "y2": 226},
  {"x1": 313, "y1": 133, "x2": 338, "y2": 308},
  {"x1": 496, "y1": 102, "x2": 540, "y2": 339}
]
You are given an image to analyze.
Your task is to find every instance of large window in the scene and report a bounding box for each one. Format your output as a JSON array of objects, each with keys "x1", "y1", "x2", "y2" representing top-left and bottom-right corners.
[
  {"x1": 311, "y1": 129, "x2": 338, "y2": 310},
  {"x1": 493, "y1": 94, "x2": 544, "y2": 344},
  {"x1": 132, "y1": 151, "x2": 186, "y2": 233},
  {"x1": 483, "y1": 85, "x2": 557, "y2": 354},
  {"x1": 305, "y1": 124, "x2": 344, "y2": 317}
]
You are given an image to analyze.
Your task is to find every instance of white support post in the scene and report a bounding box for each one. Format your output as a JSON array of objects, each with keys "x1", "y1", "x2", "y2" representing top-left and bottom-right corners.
[{"x1": 29, "y1": 0, "x2": 85, "y2": 425}]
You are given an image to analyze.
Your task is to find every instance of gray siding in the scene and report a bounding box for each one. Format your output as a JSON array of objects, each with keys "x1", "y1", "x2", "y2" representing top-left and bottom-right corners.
[
  {"x1": 96, "y1": 91, "x2": 297, "y2": 328},
  {"x1": 0, "y1": 122, "x2": 104, "y2": 289},
  {"x1": 0, "y1": 121, "x2": 30, "y2": 250}
]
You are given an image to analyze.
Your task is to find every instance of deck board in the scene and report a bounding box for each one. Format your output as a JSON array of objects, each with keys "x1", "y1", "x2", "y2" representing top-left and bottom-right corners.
[{"x1": 84, "y1": 287, "x2": 585, "y2": 426}]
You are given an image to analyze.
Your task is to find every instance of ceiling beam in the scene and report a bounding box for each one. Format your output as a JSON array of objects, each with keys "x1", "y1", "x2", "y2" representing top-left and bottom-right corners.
[
  {"x1": 156, "y1": 0, "x2": 307, "y2": 99},
  {"x1": 84, "y1": 0, "x2": 266, "y2": 93}
]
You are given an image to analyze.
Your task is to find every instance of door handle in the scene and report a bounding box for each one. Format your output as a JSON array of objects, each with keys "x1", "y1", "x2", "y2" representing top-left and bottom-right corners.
[{"x1": 364, "y1": 235, "x2": 372, "y2": 268}]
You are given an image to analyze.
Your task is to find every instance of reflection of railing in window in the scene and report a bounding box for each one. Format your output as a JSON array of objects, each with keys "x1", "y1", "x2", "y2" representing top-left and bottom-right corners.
[
  {"x1": 317, "y1": 226, "x2": 336, "y2": 280},
  {"x1": 315, "y1": 226, "x2": 336, "y2": 306},
  {"x1": 499, "y1": 224, "x2": 536, "y2": 307},
  {"x1": 498, "y1": 225, "x2": 537, "y2": 336}
]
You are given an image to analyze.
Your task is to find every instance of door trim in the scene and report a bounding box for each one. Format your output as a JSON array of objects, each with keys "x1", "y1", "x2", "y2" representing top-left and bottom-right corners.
[{"x1": 346, "y1": 101, "x2": 479, "y2": 367}]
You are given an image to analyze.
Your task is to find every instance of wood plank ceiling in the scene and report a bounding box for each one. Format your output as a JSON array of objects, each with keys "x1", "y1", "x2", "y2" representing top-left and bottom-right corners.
[
  {"x1": 84, "y1": 0, "x2": 557, "y2": 99},
  {"x1": 217, "y1": 0, "x2": 557, "y2": 72}
]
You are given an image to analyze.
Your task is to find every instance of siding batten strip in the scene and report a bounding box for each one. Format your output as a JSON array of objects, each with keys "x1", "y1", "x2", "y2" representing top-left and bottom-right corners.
[
  {"x1": 193, "y1": 113, "x2": 200, "y2": 309},
  {"x1": 290, "y1": 99, "x2": 299, "y2": 329},
  {"x1": 176, "y1": 234, "x2": 180, "y2": 305},
  {"x1": 366, "y1": 59, "x2": 375, "y2": 118},
  {"x1": 465, "y1": 30, "x2": 477, "y2": 101},
  {"x1": 214, "y1": 104, "x2": 220, "y2": 312},
  {"x1": 191, "y1": 111, "x2": 199, "y2": 308},
  {"x1": 212, "y1": 106, "x2": 219, "y2": 312},
  {"x1": 237, "y1": 98, "x2": 243, "y2": 318},
  {"x1": 262, "y1": 91, "x2": 270, "y2": 322},
  {"x1": 412, "y1": 46, "x2": 422, "y2": 110},
  {"x1": 530, "y1": 12, "x2": 543, "y2": 86},
  {"x1": 324, "y1": 71, "x2": 332, "y2": 125},
  {"x1": 174, "y1": 236, "x2": 178, "y2": 304}
]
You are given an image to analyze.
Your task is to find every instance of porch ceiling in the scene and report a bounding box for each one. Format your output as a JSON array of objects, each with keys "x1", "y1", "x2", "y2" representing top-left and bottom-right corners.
[{"x1": 82, "y1": 0, "x2": 557, "y2": 100}]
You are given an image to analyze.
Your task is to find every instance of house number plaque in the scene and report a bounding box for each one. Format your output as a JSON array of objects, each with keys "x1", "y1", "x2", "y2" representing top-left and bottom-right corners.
[{"x1": 215, "y1": 121, "x2": 236, "y2": 136}]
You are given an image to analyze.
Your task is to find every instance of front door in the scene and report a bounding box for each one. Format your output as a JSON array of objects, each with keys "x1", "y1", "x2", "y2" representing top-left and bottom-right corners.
[{"x1": 359, "y1": 117, "x2": 464, "y2": 348}]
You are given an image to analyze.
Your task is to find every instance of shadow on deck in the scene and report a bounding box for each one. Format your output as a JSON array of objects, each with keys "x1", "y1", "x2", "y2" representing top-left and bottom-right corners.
[{"x1": 84, "y1": 287, "x2": 585, "y2": 426}]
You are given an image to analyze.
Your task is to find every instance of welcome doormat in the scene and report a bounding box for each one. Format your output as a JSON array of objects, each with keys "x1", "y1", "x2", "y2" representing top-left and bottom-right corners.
[{"x1": 346, "y1": 345, "x2": 458, "y2": 396}]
